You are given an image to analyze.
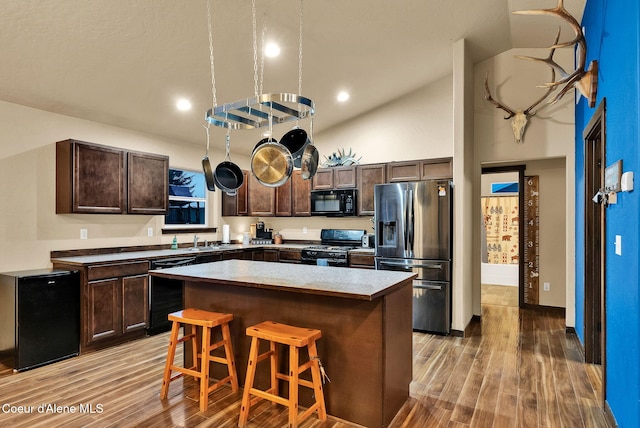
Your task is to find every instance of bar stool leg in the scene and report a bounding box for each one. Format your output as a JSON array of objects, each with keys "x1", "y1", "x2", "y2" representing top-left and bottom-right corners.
[
  {"x1": 288, "y1": 344, "x2": 300, "y2": 428},
  {"x1": 160, "y1": 320, "x2": 181, "y2": 399},
  {"x1": 221, "y1": 322, "x2": 239, "y2": 392},
  {"x1": 190, "y1": 324, "x2": 199, "y2": 380},
  {"x1": 269, "y1": 340, "x2": 278, "y2": 397},
  {"x1": 239, "y1": 336, "x2": 260, "y2": 427},
  {"x1": 199, "y1": 326, "x2": 211, "y2": 412},
  {"x1": 308, "y1": 340, "x2": 327, "y2": 420}
]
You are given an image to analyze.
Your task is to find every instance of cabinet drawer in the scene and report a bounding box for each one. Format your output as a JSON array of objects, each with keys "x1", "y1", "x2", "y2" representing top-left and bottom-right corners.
[
  {"x1": 88, "y1": 261, "x2": 149, "y2": 281},
  {"x1": 349, "y1": 253, "x2": 375, "y2": 269},
  {"x1": 278, "y1": 249, "x2": 301, "y2": 263}
]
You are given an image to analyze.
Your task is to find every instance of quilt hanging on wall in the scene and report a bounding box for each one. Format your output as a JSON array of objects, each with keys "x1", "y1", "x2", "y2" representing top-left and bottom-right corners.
[{"x1": 482, "y1": 196, "x2": 519, "y2": 264}]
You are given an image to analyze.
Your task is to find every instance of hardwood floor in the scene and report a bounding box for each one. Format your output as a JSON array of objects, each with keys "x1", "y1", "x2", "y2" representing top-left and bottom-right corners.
[
  {"x1": 0, "y1": 305, "x2": 607, "y2": 428},
  {"x1": 481, "y1": 284, "x2": 518, "y2": 307}
]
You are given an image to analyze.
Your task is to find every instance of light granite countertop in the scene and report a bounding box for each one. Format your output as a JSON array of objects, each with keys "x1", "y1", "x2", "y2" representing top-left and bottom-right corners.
[
  {"x1": 51, "y1": 244, "x2": 374, "y2": 266},
  {"x1": 150, "y1": 259, "x2": 414, "y2": 300}
]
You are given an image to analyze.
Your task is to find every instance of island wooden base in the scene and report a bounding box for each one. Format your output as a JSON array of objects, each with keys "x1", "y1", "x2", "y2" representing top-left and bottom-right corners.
[{"x1": 184, "y1": 278, "x2": 412, "y2": 428}]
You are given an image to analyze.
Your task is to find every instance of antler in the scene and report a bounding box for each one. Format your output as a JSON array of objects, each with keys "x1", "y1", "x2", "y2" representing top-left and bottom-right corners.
[
  {"x1": 513, "y1": 0, "x2": 598, "y2": 107},
  {"x1": 484, "y1": 74, "x2": 516, "y2": 119}
]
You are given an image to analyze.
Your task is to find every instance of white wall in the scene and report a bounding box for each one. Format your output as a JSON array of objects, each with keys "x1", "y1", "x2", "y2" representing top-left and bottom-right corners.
[{"x1": 0, "y1": 100, "x2": 242, "y2": 271}]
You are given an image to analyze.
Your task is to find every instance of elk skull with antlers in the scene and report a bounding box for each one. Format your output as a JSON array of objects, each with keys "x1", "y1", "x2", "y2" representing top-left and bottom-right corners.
[{"x1": 484, "y1": 29, "x2": 559, "y2": 144}]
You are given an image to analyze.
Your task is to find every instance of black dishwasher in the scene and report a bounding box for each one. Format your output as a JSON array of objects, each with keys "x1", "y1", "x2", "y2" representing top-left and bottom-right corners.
[
  {"x1": 147, "y1": 256, "x2": 197, "y2": 335},
  {"x1": 0, "y1": 269, "x2": 80, "y2": 372}
]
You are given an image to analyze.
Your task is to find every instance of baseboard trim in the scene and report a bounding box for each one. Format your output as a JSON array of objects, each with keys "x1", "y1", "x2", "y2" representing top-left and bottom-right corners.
[{"x1": 451, "y1": 315, "x2": 481, "y2": 338}]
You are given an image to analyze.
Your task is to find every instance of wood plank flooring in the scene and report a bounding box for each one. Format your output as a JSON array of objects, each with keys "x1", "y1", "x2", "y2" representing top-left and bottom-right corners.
[{"x1": 0, "y1": 305, "x2": 607, "y2": 428}]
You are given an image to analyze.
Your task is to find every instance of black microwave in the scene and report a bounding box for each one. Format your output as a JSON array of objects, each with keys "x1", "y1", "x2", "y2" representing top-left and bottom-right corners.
[{"x1": 310, "y1": 189, "x2": 357, "y2": 216}]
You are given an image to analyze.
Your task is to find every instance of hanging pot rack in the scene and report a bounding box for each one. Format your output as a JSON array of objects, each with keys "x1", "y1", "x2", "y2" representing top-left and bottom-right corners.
[{"x1": 205, "y1": 92, "x2": 315, "y2": 130}]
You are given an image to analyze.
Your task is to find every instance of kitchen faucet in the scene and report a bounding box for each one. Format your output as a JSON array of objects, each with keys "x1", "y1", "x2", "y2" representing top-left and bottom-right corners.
[{"x1": 193, "y1": 235, "x2": 199, "y2": 248}]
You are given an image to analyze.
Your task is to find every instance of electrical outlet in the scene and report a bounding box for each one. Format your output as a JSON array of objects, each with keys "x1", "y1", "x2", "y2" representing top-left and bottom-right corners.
[
  {"x1": 148, "y1": 227, "x2": 153, "y2": 237},
  {"x1": 303, "y1": 227, "x2": 308, "y2": 234},
  {"x1": 80, "y1": 228, "x2": 88, "y2": 240},
  {"x1": 543, "y1": 282, "x2": 550, "y2": 291}
]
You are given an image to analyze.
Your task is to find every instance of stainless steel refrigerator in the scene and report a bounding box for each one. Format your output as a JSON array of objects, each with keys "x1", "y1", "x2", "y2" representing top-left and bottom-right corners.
[{"x1": 374, "y1": 180, "x2": 452, "y2": 334}]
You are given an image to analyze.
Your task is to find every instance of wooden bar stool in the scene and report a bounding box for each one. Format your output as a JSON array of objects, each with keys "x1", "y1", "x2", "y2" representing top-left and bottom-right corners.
[
  {"x1": 238, "y1": 321, "x2": 327, "y2": 428},
  {"x1": 160, "y1": 308, "x2": 239, "y2": 412}
]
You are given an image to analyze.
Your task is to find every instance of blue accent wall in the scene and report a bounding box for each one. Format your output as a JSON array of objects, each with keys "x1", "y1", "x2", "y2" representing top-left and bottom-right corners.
[{"x1": 577, "y1": 1, "x2": 640, "y2": 426}]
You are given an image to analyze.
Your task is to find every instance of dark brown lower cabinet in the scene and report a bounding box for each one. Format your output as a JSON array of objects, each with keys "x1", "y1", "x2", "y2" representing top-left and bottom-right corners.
[
  {"x1": 54, "y1": 260, "x2": 149, "y2": 353},
  {"x1": 348, "y1": 253, "x2": 375, "y2": 269}
]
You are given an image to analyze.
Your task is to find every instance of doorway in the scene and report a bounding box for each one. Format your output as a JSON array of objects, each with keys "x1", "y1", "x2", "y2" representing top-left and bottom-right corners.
[
  {"x1": 583, "y1": 99, "x2": 606, "y2": 370},
  {"x1": 481, "y1": 166, "x2": 525, "y2": 308}
]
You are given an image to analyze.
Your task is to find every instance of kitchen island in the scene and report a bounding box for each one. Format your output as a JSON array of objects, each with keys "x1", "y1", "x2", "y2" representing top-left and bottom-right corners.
[{"x1": 150, "y1": 259, "x2": 415, "y2": 428}]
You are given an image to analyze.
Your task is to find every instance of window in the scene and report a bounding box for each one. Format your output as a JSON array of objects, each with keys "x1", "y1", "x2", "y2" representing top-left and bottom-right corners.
[{"x1": 164, "y1": 168, "x2": 208, "y2": 228}]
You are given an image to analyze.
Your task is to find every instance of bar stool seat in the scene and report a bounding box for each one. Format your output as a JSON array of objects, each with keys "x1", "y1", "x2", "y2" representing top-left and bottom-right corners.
[
  {"x1": 160, "y1": 308, "x2": 239, "y2": 412},
  {"x1": 238, "y1": 320, "x2": 327, "y2": 428}
]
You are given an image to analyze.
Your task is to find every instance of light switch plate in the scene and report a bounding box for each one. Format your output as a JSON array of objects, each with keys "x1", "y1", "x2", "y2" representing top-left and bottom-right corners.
[
  {"x1": 615, "y1": 235, "x2": 622, "y2": 256},
  {"x1": 80, "y1": 228, "x2": 88, "y2": 240},
  {"x1": 148, "y1": 227, "x2": 153, "y2": 237}
]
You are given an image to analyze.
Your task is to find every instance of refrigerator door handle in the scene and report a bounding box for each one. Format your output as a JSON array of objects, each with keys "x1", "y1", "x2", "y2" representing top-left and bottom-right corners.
[
  {"x1": 378, "y1": 260, "x2": 443, "y2": 270},
  {"x1": 407, "y1": 189, "x2": 414, "y2": 255},
  {"x1": 403, "y1": 189, "x2": 409, "y2": 257},
  {"x1": 415, "y1": 283, "x2": 444, "y2": 291}
]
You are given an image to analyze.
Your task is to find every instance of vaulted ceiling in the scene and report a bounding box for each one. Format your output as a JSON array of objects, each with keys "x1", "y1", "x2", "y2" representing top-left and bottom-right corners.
[{"x1": 0, "y1": 0, "x2": 585, "y2": 154}]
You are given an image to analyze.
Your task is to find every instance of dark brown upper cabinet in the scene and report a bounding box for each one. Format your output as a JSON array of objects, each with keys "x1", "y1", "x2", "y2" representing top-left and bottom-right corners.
[
  {"x1": 387, "y1": 158, "x2": 452, "y2": 182},
  {"x1": 127, "y1": 151, "x2": 169, "y2": 214},
  {"x1": 357, "y1": 163, "x2": 386, "y2": 216},
  {"x1": 56, "y1": 140, "x2": 126, "y2": 214},
  {"x1": 311, "y1": 166, "x2": 356, "y2": 190},
  {"x1": 276, "y1": 170, "x2": 311, "y2": 217},
  {"x1": 56, "y1": 139, "x2": 169, "y2": 215}
]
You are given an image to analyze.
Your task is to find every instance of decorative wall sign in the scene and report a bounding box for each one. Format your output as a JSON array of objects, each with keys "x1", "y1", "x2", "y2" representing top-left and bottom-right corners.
[{"x1": 523, "y1": 175, "x2": 540, "y2": 305}]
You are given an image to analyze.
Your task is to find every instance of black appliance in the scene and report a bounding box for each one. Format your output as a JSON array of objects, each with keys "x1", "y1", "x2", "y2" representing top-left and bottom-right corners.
[
  {"x1": 301, "y1": 229, "x2": 365, "y2": 267},
  {"x1": 310, "y1": 189, "x2": 357, "y2": 216},
  {"x1": 0, "y1": 269, "x2": 80, "y2": 371},
  {"x1": 147, "y1": 256, "x2": 197, "y2": 335},
  {"x1": 374, "y1": 180, "x2": 452, "y2": 334}
]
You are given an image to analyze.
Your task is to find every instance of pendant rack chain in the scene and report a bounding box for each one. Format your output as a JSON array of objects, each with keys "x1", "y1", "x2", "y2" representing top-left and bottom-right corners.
[
  {"x1": 205, "y1": 0, "x2": 314, "y2": 130},
  {"x1": 206, "y1": 0, "x2": 217, "y2": 111}
]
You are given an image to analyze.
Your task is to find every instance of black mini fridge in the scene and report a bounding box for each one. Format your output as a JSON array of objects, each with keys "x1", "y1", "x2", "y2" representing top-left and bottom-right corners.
[{"x1": 0, "y1": 269, "x2": 80, "y2": 371}]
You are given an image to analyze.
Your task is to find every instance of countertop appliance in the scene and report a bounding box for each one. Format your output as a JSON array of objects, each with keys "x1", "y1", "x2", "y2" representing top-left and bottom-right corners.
[
  {"x1": 374, "y1": 180, "x2": 452, "y2": 334},
  {"x1": 301, "y1": 229, "x2": 366, "y2": 267},
  {"x1": 0, "y1": 269, "x2": 80, "y2": 371},
  {"x1": 148, "y1": 256, "x2": 197, "y2": 335},
  {"x1": 310, "y1": 188, "x2": 357, "y2": 216}
]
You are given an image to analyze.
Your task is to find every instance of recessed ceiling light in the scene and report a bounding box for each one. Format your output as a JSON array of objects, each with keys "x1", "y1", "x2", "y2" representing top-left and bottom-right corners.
[
  {"x1": 337, "y1": 91, "x2": 350, "y2": 102},
  {"x1": 264, "y1": 42, "x2": 281, "y2": 58},
  {"x1": 176, "y1": 98, "x2": 192, "y2": 111}
]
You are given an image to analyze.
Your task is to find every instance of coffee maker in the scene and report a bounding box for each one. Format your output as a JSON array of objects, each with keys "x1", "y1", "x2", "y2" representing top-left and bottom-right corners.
[{"x1": 255, "y1": 222, "x2": 272, "y2": 240}]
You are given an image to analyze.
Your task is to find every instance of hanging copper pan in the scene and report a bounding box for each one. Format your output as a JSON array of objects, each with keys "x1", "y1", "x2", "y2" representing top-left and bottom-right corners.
[{"x1": 251, "y1": 141, "x2": 293, "y2": 187}]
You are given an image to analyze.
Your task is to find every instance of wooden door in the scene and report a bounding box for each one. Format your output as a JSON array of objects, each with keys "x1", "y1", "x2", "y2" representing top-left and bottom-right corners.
[
  {"x1": 357, "y1": 163, "x2": 386, "y2": 215},
  {"x1": 121, "y1": 274, "x2": 149, "y2": 333},
  {"x1": 584, "y1": 101, "x2": 606, "y2": 368},
  {"x1": 248, "y1": 174, "x2": 275, "y2": 216},
  {"x1": 127, "y1": 151, "x2": 169, "y2": 214},
  {"x1": 275, "y1": 177, "x2": 292, "y2": 216},
  {"x1": 334, "y1": 166, "x2": 357, "y2": 188},
  {"x1": 291, "y1": 170, "x2": 311, "y2": 216},
  {"x1": 312, "y1": 169, "x2": 333, "y2": 190},
  {"x1": 87, "y1": 278, "x2": 120, "y2": 344},
  {"x1": 56, "y1": 140, "x2": 126, "y2": 214}
]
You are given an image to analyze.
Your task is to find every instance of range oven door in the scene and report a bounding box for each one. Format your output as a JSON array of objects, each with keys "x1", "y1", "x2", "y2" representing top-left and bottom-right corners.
[{"x1": 376, "y1": 257, "x2": 451, "y2": 334}]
